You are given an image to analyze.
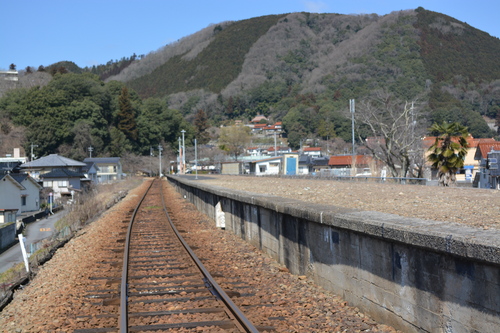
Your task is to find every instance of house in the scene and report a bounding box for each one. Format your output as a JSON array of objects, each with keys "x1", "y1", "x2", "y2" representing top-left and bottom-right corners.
[
  {"x1": 21, "y1": 154, "x2": 87, "y2": 180},
  {"x1": 328, "y1": 155, "x2": 374, "y2": 176},
  {"x1": 0, "y1": 148, "x2": 28, "y2": 174},
  {"x1": 303, "y1": 147, "x2": 322, "y2": 157},
  {"x1": 0, "y1": 174, "x2": 25, "y2": 221},
  {"x1": 251, "y1": 124, "x2": 267, "y2": 133},
  {"x1": 11, "y1": 174, "x2": 42, "y2": 212},
  {"x1": 250, "y1": 115, "x2": 268, "y2": 124},
  {"x1": 298, "y1": 155, "x2": 313, "y2": 174},
  {"x1": 0, "y1": 161, "x2": 22, "y2": 174},
  {"x1": 423, "y1": 135, "x2": 496, "y2": 182},
  {"x1": 83, "y1": 157, "x2": 123, "y2": 182},
  {"x1": 39, "y1": 168, "x2": 90, "y2": 199},
  {"x1": 246, "y1": 147, "x2": 263, "y2": 157},
  {"x1": 474, "y1": 142, "x2": 500, "y2": 189},
  {"x1": 266, "y1": 146, "x2": 291, "y2": 156},
  {"x1": 82, "y1": 161, "x2": 99, "y2": 183},
  {"x1": 311, "y1": 156, "x2": 330, "y2": 173},
  {"x1": 263, "y1": 124, "x2": 281, "y2": 136},
  {"x1": 249, "y1": 156, "x2": 282, "y2": 175}
]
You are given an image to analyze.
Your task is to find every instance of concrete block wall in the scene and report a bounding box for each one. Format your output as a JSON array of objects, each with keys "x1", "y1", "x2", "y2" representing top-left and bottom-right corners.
[
  {"x1": 0, "y1": 223, "x2": 16, "y2": 252},
  {"x1": 167, "y1": 176, "x2": 500, "y2": 333}
]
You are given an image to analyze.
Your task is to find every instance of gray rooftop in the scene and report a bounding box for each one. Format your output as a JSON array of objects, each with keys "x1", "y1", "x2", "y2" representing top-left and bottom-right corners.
[
  {"x1": 83, "y1": 157, "x2": 120, "y2": 164},
  {"x1": 40, "y1": 168, "x2": 86, "y2": 178},
  {"x1": 21, "y1": 154, "x2": 86, "y2": 168}
]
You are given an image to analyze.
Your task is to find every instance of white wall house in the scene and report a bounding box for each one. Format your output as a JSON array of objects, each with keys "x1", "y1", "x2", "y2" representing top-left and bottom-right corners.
[
  {"x1": 0, "y1": 174, "x2": 24, "y2": 221},
  {"x1": 303, "y1": 147, "x2": 322, "y2": 157},
  {"x1": 83, "y1": 157, "x2": 123, "y2": 182},
  {"x1": 249, "y1": 156, "x2": 282, "y2": 175},
  {"x1": 11, "y1": 174, "x2": 42, "y2": 212},
  {"x1": 40, "y1": 169, "x2": 88, "y2": 200}
]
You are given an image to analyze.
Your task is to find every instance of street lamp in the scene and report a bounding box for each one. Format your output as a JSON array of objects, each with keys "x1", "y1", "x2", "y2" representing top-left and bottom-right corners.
[{"x1": 181, "y1": 130, "x2": 186, "y2": 174}]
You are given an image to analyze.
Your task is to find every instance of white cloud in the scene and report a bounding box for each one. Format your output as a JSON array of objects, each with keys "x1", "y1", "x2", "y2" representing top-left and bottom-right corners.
[{"x1": 303, "y1": 1, "x2": 329, "y2": 13}]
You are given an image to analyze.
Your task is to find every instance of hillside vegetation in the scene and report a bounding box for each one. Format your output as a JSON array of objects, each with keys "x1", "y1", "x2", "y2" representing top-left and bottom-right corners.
[
  {"x1": 0, "y1": 7, "x2": 499, "y2": 160},
  {"x1": 113, "y1": 8, "x2": 500, "y2": 142}
]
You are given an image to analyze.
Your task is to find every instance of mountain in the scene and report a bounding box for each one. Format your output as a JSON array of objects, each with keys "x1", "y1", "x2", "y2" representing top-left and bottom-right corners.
[
  {"x1": 1, "y1": 7, "x2": 499, "y2": 159},
  {"x1": 103, "y1": 8, "x2": 500, "y2": 141}
]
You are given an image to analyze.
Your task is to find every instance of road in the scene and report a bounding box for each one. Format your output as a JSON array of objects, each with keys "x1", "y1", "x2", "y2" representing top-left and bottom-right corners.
[{"x1": 0, "y1": 210, "x2": 69, "y2": 274}]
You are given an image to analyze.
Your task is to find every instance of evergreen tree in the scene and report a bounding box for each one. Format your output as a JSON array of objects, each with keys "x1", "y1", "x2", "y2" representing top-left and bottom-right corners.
[
  {"x1": 117, "y1": 86, "x2": 138, "y2": 143},
  {"x1": 194, "y1": 109, "x2": 210, "y2": 144}
]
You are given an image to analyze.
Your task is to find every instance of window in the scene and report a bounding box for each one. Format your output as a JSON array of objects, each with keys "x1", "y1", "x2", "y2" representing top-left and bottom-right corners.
[
  {"x1": 21, "y1": 196, "x2": 27, "y2": 206},
  {"x1": 57, "y1": 180, "x2": 68, "y2": 187},
  {"x1": 43, "y1": 181, "x2": 53, "y2": 187}
]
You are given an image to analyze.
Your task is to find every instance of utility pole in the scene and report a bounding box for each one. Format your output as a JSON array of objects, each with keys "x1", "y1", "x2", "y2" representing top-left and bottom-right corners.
[
  {"x1": 158, "y1": 145, "x2": 163, "y2": 177},
  {"x1": 274, "y1": 132, "x2": 277, "y2": 157},
  {"x1": 178, "y1": 137, "x2": 182, "y2": 174},
  {"x1": 30, "y1": 143, "x2": 38, "y2": 161},
  {"x1": 181, "y1": 130, "x2": 186, "y2": 174},
  {"x1": 194, "y1": 138, "x2": 198, "y2": 180},
  {"x1": 88, "y1": 146, "x2": 93, "y2": 158},
  {"x1": 349, "y1": 99, "x2": 356, "y2": 175}
]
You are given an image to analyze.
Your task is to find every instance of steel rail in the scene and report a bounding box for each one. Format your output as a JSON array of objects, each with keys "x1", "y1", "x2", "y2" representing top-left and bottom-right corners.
[
  {"x1": 119, "y1": 178, "x2": 155, "y2": 333},
  {"x1": 158, "y1": 180, "x2": 260, "y2": 333}
]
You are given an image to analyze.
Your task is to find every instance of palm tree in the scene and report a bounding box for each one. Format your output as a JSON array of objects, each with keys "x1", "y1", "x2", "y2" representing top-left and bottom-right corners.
[{"x1": 427, "y1": 122, "x2": 469, "y2": 186}]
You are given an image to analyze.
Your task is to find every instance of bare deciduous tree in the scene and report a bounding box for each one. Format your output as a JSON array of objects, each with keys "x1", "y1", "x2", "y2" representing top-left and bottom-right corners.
[{"x1": 356, "y1": 90, "x2": 428, "y2": 178}]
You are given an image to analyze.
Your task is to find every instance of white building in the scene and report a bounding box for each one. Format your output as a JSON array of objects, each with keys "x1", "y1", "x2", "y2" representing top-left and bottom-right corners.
[
  {"x1": 11, "y1": 174, "x2": 42, "y2": 212},
  {"x1": 249, "y1": 156, "x2": 282, "y2": 175},
  {"x1": 0, "y1": 174, "x2": 24, "y2": 221}
]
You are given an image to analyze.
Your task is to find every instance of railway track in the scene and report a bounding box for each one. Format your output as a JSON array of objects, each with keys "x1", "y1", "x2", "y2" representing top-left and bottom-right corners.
[{"x1": 75, "y1": 179, "x2": 268, "y2": 332}]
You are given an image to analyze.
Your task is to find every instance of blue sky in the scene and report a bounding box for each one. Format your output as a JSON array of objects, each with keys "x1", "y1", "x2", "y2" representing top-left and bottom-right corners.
[{"x1": 1, "y1": 1, "x2": 499, "y2": 71}]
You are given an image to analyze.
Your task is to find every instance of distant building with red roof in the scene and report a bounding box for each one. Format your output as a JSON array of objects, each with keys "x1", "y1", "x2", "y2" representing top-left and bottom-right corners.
[{"x1": 303, "y1": 147, "x2": 322, "y2": 157}]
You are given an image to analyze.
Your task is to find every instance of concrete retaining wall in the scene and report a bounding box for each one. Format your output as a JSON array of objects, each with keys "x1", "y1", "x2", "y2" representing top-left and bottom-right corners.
[
  {"x1": 0, "y1": 223, "x2": 16, "y2": 252},
  {"x1": 167, "y1": 176, "x2": 500, "y2": 333}
]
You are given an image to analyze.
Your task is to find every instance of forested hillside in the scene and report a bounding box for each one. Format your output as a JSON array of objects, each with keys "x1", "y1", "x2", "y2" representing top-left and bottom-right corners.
[
  {"x1": 109, "y1": 8, "x2": 500, "y2": 145},
  {"x1": 1, "y1": 7, "x2": 499, "y2": 161},
  {"x1": 0, "y1": 73, "x2": 193, "y2": 160}
]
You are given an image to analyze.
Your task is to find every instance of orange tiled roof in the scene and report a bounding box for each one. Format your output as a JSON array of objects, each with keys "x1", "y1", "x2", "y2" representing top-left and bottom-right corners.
[
  {"x1": 476, "y1": 142, "x2": 500, "y2": 158},
  {"x1": 328, "y1": 155, "x2": 372, "y2": 166},
  {"x1": 304, "y1": 147, "x2": 321, "y2": 151},
  {"x1": 422, "y1": 135, "x2": 478, "y2": 149},
  {"x1": 470, "y1": 138, "x2": 496, "y2": 148},
  {"x1": 267, "y1": 146, "x2": 288, "y2": 152}
]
